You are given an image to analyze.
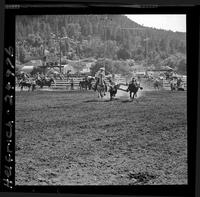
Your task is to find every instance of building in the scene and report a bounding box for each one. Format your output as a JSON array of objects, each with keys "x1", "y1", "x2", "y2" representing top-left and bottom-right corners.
[
  {"x1": 63, "y1": 64, "x2": 77, "y2": 74},
  {"x1": 146, "y1": 66, "x2": 174, "y2": 78}
]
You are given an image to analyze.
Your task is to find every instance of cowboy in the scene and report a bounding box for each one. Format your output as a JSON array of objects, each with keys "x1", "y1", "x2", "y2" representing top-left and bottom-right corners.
[
  {"x1": 177, "y1": 77, "x2": 183, "y2": 88},
  {"x1": 170, "y1": 78, "x2": 177, "y2": 91},
  {"x1": 36, "y1": 72, "x2": 41, "y2": 80},
  {"x1": 40, "y1": 73, "x2": 45, "y2": 80},
  {"x1": 94, "y1": 67, "x2": 106, "y2": 91},
  {"x1": 155, "y1": 77, "x2": 159, "y2": 83},
  {"x1": 22, "y1": 72, "x2": 29, "y2": 82},
  {"x1": 129, "y1": 77, "x2": 137, "y2": 86},
  {"x1": 70, "y1": 78, "x2": 74, "y2": 90},
  {"x1": 107, "y1": 76, "x2": 116, "y2": 91},
  {"x1": 44, "y1": 74, "x2": 48, "y2": 81}
]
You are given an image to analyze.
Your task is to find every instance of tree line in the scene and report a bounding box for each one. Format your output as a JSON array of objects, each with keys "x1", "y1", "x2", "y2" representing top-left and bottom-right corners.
[{"x1": 16, "y1": 15, "x2": 186, "y2": 74}]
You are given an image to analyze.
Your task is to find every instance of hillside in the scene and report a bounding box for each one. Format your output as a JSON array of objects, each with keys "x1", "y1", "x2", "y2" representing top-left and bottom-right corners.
[{"x1": 16, "y1": 15, "x2": 186, "y2": 74}]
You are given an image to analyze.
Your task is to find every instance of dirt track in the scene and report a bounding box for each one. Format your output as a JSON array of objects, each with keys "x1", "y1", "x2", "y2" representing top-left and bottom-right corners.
[{"x1": 15, "y1": 90, "x2": 187, "y2": 185}]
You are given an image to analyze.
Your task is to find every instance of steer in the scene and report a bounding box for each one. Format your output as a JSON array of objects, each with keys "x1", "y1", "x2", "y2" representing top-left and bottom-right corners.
[{"x1": 109, "y1": 84, "x2": 120, "y2": 101}]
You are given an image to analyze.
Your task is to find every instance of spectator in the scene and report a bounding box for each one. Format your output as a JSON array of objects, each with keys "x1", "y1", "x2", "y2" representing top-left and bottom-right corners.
[
  {"x1": 177, "y1": 77, "x2": 183, "y2": 88},
  {"x1": 70, "y1": 78, "x2": 74, "y2": 90}
]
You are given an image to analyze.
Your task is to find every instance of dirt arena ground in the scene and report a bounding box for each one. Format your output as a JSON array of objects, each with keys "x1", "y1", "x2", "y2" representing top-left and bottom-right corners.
[{"x1": 15, "y1": 89, "x2": 187, "y2": 185}]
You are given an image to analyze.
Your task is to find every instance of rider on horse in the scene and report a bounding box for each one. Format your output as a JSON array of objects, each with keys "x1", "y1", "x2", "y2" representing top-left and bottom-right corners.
[
  {"x1": 20, "y1": 72, "x2": 29, "y2": 83},
  {"x1": 129, "y1": 77, "x2": 138, "y2": 86},
  {"x1": 127, "y1": 77, "x2": 142, "y2": 99},
  {"x1": 94, "y1": 67, "x2": 106, "y2": 91}
]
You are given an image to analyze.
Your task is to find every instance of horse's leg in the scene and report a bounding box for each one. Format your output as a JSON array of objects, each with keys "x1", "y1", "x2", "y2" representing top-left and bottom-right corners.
[
  {"x1": 130, "y1": 92, "x2": 133, "y2": 101},
  {"x1": 100, "y1": 89, "x2": 104, "y2": 98},
  {"x1": 131, "y1": 92, "x2": 134, "y2": 101},
  {"x1": 100, "y1": 90, "x2": 102, "y2": 98}
]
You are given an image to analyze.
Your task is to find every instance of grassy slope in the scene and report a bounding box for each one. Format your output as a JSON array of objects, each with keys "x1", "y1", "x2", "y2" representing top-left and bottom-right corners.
[{"x1": 15, "y1": 90, "x2": 187, "y2": 185}]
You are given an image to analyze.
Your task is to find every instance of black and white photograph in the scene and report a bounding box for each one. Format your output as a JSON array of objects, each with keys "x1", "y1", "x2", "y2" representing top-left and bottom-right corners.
[{"x1": 15, "y1": 14, "x2": 187, "y2": 185}]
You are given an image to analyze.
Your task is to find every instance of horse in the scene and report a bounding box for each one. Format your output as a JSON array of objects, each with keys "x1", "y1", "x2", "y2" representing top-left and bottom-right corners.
[
  {"x1": 95, "y1": 76, "x2": 107, "y2": 98},
  {"x1": 87, "y1": 77, "x2": 95, "y2": 90},
  {"x1": 36, "y1": 78, "x2": 55, "y2": 88},
  {"x1": 79, "y1": 77, "x2": 95, "y2": 90},
  {"x1": 108, "y1": 84, "x2": 120, "y2": 101},
  {"x1": 127, "y1": 82, "x2": 143, "y2": 100},
  {"x1": 18, "y1": 80, "x2": 35, "y2": 91},
  {"x1": 153, "y1": 79, "x2": 163, "y2": 90},
  {"x1": 79, "y1": 80, "x2": 88, "y2": 90}
]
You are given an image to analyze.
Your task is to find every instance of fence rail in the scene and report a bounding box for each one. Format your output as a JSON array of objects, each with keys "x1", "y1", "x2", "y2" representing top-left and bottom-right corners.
[
  {"x1": 51, "y1": 77, "x2": 127, "y2": 89},
  {"x1": 16, "y1": 76, "x2": 187, "y2": 91},
  {"x1": 162, "y1": 79, "x2": 187, "y2": 90}
]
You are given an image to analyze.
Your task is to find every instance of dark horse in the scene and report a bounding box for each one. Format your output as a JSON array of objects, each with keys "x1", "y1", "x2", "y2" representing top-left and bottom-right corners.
[
  {"x1": 79, "y1": 80, "x2": 88, "y2": 90},
  {"x1": 87, "y1": 77, "x2": 95, "y2": 90},
  {"x1": 36, "y1": 78, "x2": 54, "y2": 88},
  {"x1": 108, "y1": 84, "x2": 120, "y2": 101},
  {"x1": 19, "y1": 80, "x2": 35, "y2": 91},
  {"x1": 79, "y1": 78, "x2": 94, "y2": 90},
  {"x1": 127, "y1": 82, "x2": 143, "y2": 100}
]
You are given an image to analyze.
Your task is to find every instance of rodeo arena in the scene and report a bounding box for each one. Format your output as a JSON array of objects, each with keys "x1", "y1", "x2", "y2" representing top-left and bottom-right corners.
[{"x1": 15, "y1": 57, "x2": 187, "y2": 185}]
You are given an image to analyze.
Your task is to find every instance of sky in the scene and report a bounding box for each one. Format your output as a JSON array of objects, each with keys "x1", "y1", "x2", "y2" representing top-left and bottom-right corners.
[{"x1": 126, "y1": 15, "x2": 186, "y2": 33}]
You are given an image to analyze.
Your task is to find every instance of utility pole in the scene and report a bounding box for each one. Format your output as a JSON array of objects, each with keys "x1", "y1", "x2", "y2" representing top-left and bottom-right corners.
[
  {"x1": 51, "y1": 33, "x2": 68, "y2": 74},
  {"x1": 100, "y1": 16, "x2": 112, "y2": 74},
  {"x1": 143, "y1": 37, "x2": 150, "y2": 67},
  {"x1": 119, "y1": 27, "x2": 149, "y2": 70},
  {"x1": 118, "y1": 26, "x2": 150, "y2": 79},
  {"x1": 59, "y1": 36, "x2": 62, "y2": 73}
]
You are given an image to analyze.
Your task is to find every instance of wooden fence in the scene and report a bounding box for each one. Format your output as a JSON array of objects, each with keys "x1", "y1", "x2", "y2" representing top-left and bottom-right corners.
[
  {"x1": 51, "y1": 77, "x2": 127, "y2": 89},
  {"x1": 162, "y1": 79, "x2": 187, "y2": 90},
  {"x1": 22, "y1": 76, "x2": 186, "y2": 91}
]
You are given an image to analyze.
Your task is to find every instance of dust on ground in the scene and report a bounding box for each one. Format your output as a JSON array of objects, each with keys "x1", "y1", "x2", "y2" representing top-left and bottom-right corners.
[{"x1": 15, "y1": 90, "x2": 187, "y2": 185}]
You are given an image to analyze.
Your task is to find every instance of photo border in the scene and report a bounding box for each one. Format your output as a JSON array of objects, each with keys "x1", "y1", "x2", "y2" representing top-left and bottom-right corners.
[{"x1": 1, "y1": 2, "x2": 199, "y2": 197}]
